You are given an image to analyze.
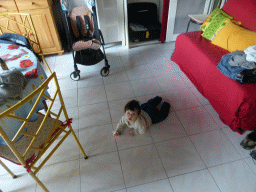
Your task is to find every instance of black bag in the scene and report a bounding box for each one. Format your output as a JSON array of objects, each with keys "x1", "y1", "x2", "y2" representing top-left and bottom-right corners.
[
  {"x1": 128, "y1": 2, "x2": 161, "y2": 42},
  {"x1": 238, "y1": 68, "x2": 256, "y2": 83}
]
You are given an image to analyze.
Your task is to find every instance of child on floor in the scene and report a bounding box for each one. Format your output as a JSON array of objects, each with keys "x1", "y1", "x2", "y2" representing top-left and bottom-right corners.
[{"x1": 113, "y1": 96, "x2": 170, "y2": 136}]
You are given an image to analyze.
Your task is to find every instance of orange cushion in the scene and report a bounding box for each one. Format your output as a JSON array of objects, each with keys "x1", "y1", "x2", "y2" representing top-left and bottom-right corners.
[{"x1": 211, "y1": 19, "x2": 256, "y2": 52}]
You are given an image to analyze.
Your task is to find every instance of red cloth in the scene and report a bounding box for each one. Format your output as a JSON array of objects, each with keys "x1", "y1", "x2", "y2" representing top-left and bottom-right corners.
[
  {"x1": 171, "y1": 31, "x2": 256, "y2": 134},
  {"x1": 222, "y1": 0, "x2": 256, "y2": 32},
  {"x1": 159, "y1": 0, "x2": 170, "y2": 43}
]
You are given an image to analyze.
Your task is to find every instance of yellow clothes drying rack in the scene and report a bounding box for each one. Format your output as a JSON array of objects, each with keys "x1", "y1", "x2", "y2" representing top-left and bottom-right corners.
[{"x1": 0, "y1": 12, "x2": 87, "y2": 192}]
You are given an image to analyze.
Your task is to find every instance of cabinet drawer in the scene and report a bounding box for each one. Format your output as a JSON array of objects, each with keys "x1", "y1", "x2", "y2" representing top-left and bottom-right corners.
[
  {"x1": 15, "y1": 0, "x2": 52, "y2": 11},
  {"x1": 0, "y1": 0, "x2": 18, "y2": 12}
]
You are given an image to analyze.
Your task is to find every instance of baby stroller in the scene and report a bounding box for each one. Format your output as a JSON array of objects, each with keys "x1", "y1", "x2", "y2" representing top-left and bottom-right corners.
[{"x1": 61, "y1": 0, "x2": 110, "y2": 81}]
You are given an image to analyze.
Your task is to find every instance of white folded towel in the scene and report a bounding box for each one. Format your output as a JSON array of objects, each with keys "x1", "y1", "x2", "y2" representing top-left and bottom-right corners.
[{"x1": 244, "y1": 45, "x2": 256, "y2": 62}]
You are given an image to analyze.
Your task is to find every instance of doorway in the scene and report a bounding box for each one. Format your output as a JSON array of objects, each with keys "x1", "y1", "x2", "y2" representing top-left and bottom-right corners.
[
  {"x1": 126, "y1": 0, "x2": 163, "y2": 48},
  {"x1": 95, "y1": 0, "x2": 214, "y2": 48},
  {"x1": 165, "y1": 0, "x2": 213, "y2": 42}
]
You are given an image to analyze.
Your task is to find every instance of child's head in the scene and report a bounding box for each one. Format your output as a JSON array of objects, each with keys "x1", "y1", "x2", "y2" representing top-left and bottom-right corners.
[{"x1": 124, "y1": 100, "x2": 141, "y2": 122}]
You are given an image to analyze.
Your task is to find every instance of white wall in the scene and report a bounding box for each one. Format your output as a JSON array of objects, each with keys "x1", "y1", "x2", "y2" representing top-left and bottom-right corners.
[{"x1": 67, "y1": 0, "x2": 222, "y2": 44}]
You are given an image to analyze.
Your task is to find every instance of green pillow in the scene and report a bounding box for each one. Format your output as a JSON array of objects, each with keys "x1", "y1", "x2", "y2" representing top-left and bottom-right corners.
[
  {"x1": 200, "y1": 7, "x2": 233, "y2": 36},
  {"x1": 201, "y1": 13, "x2": 230, "y2": 40}
]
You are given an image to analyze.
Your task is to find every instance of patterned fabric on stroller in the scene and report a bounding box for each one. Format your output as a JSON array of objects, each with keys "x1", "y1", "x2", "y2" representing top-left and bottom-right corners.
[{"x1": 61, "y1": 3, "x2": 110, "y2": 81}]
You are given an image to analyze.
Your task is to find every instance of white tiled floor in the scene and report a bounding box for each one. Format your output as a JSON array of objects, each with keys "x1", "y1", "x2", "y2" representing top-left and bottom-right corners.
[{"x1": 1, "y1": 42, "x2": 256, "y2": 192}]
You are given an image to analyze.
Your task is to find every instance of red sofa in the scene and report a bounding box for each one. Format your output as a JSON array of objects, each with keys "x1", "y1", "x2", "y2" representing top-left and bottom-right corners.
[{"x1": 171, "y1": 0, "x2": 256, "y2": 134}]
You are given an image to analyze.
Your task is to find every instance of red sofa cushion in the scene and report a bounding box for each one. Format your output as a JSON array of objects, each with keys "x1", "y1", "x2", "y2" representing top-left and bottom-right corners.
[
  {"x1": 171, "y1": 31, "x2": 256, "y2": 134},
  {"x1": 222, "y1": 0, "x2": 256, "y2": 31}
]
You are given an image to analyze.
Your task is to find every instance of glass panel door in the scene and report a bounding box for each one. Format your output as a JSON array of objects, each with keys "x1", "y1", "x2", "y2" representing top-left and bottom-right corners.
[
  {"x1": 166, "y1": 0, "x2": 212, "y2": 42},
  {"x1": 96, "y1": 0, "x2": 125, "y2": 45}
]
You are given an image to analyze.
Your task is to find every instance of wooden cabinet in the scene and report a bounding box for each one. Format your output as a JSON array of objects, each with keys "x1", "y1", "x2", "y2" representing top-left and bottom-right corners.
[
  {"x1": 20, "y1": 8, "x2": 63, "y2": 55},
  {"x1": 0, "y1": 0, "x2": 64, "y2": 55},
  {"x1": 15, "y1": 0, "x2": 52, "y2": 10},
  {"x1": 0, "y1": 0, "x2": 17, "y2": 12}
]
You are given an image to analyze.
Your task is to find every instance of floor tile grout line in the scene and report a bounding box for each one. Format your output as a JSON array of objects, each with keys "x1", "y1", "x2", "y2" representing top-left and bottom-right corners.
[
  {"x1": 173, "y1": 107, "x2": 210, "y2": 169},
  {"x1": 57, "y1": 79, "x2": 208, "y2": 111},
  {"x1": 148, "y1": 124, "x2": 175, "y2": 192},
  {"x1": 113, "y1": 130, "x2": 247, "y2": 161},
  {"x1": 185, "y1": 131, "x2": 232, "y2": 192},
  {"x1": 186, "y1": 133, "x2": 218, "y2": 188},
  {"x1": 79, "y1": 132, "x2": 82, "y2": 192},
  {"x1": 206, "y1": 166, "x2": 224, "y2": 192},
  {"x1": 115, "y1": 148, "x2": 128, "y2": 191},
  {"x1": 196, "y1": 145, "x2": 250, "y2": 168},
  {"x1": 167, "y1": 167, "x2": 209, "y2": 179},
  {"x1": 77, "y1": 84, "x2": 108, "y2": 106},
  {"x1": 170, "y1": 103, "x2": 215, "y2": 113},
  {"x1": 219, "y1": 128, "x2": 256, "y2": 175},
  {"x1": 151, "y1": 108, "x2": 225, "y2": 173},
  {"x1": 33, "y1": 112, "x2": 242, "y2": 170},
  {"x1": 127, "y1": 72, "x2": 138, "y2": 100},
  {"x1": 244, "y1": 158, "x2": 256, "y2": 176},
  {"x1": 125, "y1": 178, "x2": 173, "y2": 191},
  {"x1": 186, "y1": 128, "x2": 229, "y2": 137},
  {"x1": 40, "y1": 43, "x2": 248, "y2": 192},
  {"x1": 41, "y1": 151, "x2": 117, "y2": 169},
  {"x1": 66, "y1": 123, "x2": 248, "y2": 159},
  {"x1": 117, "y1": 156, "x2": 253, "y2": 191},
  {"x1": 126, "y1": 70, "x2": 155, "y2": 82},
  {"x1": 100, "y1": 79, "x2": 129, "y2": 191},
  {"x1": 13, "y1": 125, "x2": 251, "y2": 181},
  {"x1": 187, "y1": 129, "x2": 245, "y2": 164},
  {"x1": 206, "y1": 157, "x2": 253, "y2": 169},
  {"x1": 219, "y1": 128, "x2": 244, "y2": 159},
  {"x1": 76, "y1": 125, "x2": 235, "y2": 155},
  {"x1": 103, "y1": 76, "x2": 114, "y2": 127},
  {"x1": 172, "y1": 110, "x2": 190, "y2": 136},
  {"x1": 102, "y1": 66, "x2": 128, "y2": 86},
  {"x1": 79, "y1": 122, "x2": 117, "y2": 131},
  {"x1": 200, "y1": 104, "x2": 225, "y2": 130}
]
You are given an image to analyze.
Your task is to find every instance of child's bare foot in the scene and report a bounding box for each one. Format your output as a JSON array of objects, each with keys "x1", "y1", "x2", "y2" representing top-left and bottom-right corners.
[
  {"x1": 114, "y1": 132, "x2": 121, "y2": 136},
  {"x1": 129, "y1": 129, "x2": 134, "y2": 136}
]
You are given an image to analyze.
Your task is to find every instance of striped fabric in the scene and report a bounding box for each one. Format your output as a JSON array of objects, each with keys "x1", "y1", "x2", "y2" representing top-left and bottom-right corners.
[
  {"x1": 0, "y1": 114, "x2": 62, "y2": 164},
  {"x1": 72, "y1": 39, "x2": 101, "y2": 51}
]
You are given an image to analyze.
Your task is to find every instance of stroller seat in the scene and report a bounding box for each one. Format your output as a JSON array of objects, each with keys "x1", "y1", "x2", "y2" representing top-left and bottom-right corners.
[
  {"x1": 62, "y1": 6, "x2": 110, "y2": 81},
  {"x1": 72, "y1": 39, "x2": 101, "y2": 51},
  {"x1": 70, "y1": 7, "x2": 101, "y2": 51}
]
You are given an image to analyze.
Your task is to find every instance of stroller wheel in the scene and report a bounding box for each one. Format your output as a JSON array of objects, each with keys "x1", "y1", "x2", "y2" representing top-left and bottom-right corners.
[
  {"x1": 70, "y1": 71, "x2": 80, "y2": 81},
  {"x1": 100, "y1": 67, "x2": 110, "y2": 77}
]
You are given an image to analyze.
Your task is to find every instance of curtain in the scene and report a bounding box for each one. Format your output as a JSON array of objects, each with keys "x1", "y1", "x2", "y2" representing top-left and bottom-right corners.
[{"x1": 159, "y1": 0, "x2": 170, "y2": 43}]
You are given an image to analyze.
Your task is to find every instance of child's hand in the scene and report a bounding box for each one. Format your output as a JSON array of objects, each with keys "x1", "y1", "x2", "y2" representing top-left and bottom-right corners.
[
  {"x1": 114, "y1": 132, "x2": 121, "y2": 136},
  {"x1": 129, "y1": 129, "x2": 134, "y2": 137}
]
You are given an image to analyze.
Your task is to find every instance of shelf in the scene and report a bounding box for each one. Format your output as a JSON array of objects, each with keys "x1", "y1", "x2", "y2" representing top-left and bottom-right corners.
[{"x1": 129, "y1": 39, "x2": 160, "y2": 48}]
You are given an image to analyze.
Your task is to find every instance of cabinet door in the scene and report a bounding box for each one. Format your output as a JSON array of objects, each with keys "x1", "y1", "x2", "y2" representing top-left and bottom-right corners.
[
  {"x1": 15, "y1": 0, "x2": 51, "y2": 11},
  {"x1": 20, "y1": 8, "x2": 63, "y2": 55},
  {"x1": 0, "y1": 0, "x2": 18, "y2": 12},
  {"x1": 96, "y1": 0, "x2": 125, "y2": 45},
  {"x1": 0, "y1": 12, "x2": 22, "y2": 35}
]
